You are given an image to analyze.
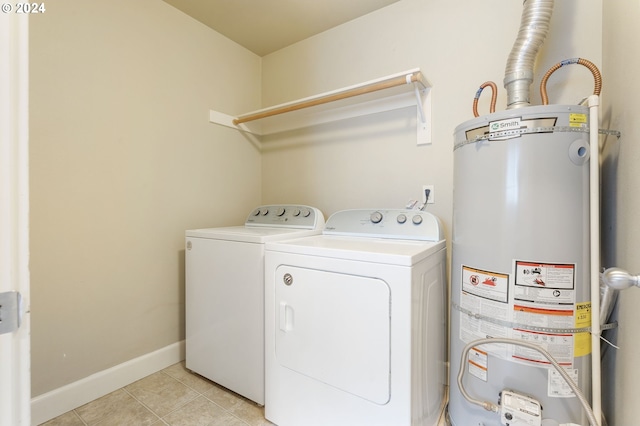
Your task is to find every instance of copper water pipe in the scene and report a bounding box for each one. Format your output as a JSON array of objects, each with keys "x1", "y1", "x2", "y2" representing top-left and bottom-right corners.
[
  {"x1": 472, "y1": 81, "x2": 498, "y2": 117},
  {"x1": 540, "y1": 58, "x2": 602, "y2": 105}
]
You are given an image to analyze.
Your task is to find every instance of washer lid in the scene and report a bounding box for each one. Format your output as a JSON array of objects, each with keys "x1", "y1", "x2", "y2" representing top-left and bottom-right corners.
[
  {"x1": 186, "y1": 226, "x2": 323, "y2": 243},
  {"x1": 185, "y1": 205, "x2": 325, "y2": 243}
]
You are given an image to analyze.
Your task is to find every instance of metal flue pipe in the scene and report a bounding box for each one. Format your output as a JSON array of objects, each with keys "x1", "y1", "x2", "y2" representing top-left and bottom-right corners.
[{"x1": 504, "y1": 0, "x2": 554, "y2": 109}]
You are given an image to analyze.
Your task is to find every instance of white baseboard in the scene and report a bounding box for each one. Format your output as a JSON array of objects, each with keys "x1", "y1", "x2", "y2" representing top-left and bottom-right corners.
[{"x1": 31, "y1": 340, "x2": 185, "y2": 426}]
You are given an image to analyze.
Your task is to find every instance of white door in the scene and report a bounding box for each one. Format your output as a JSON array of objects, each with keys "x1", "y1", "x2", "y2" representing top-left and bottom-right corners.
[
  {"x1": 274, "y1": 265, "x2": 391, "y2": 404},
  {"x1": 0, "y1": 11, "x2": 31, "y2": 426}
]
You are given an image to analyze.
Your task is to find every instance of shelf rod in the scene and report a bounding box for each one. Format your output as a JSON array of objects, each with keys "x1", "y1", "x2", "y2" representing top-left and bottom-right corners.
[{"x1": 233, "y1": 71, "x2": 424, "y2": 126}]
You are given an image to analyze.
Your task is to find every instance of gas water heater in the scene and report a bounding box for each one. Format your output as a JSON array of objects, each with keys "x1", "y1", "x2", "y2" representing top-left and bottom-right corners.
[
  {"x1": 448, "y1": 1, "x2": 604, "y2": 424},
  {"x1": 449, "y1": 105, "x2": 592, "y2": 425}
]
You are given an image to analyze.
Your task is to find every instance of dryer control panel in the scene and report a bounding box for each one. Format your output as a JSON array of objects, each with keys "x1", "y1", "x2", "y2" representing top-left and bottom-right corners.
[
  {"x1": 245, "y1": 205, "x2": 325, "y2": 229},
  {"x1": 323, "y1": 209, "x2": 444, "y2": 241}
]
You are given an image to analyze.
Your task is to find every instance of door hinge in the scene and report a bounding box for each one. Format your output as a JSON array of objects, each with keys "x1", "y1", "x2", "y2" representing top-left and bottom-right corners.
[{"x1": 0, "y1": 291, "x2": 21, "y2": 335}]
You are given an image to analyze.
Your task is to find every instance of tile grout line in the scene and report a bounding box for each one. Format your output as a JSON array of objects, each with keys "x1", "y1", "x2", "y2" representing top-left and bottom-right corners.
[
  {"x1": 158, "y1": 369, "x2": 253, "y2": 426},
  {"x1": 198, "y1": 391, "x2": 256, "y2": 426},
  {"x1": 122, "y1": 369, "x2": 226, "y2": 424},
  {"x1": 160, "y1": 368, "x2": 256, "y2": 426},
  {"x1": 120, "y1": 385, "x2": 166, "y2": 424},
  {"x1": 99, "y1": 389, "x2": 165, "y2": 426},
  {"x1": 70, "y1": 409, "x2": 89, "y2": 426}
]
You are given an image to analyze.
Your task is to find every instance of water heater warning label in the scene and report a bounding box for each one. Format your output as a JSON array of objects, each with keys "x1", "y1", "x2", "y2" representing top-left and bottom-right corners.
[
  {"x1": 468, "y1": 347, "x2": 488, "y2": 382},
  {"x1": 548, "y1": 368, "x2": 579, "y2": 398},
  {"x1": 459, "y1": 265, "x2": 511, "y2": 359},
  {"x1": 574, "y1": 302, "x2": 592, "y2": 357},
  {"x1": 569, "y1": 113, "x2": 588, "y2": 128},
  {"x1": 462, "y1": 265, "x2": 509, "y2": 303},
  {"x1": 458, "y1": 261, "x2": 584, "y2": 382},
  {"x1": 515, "y1": 261, "x2": 575, "y2": 305}
]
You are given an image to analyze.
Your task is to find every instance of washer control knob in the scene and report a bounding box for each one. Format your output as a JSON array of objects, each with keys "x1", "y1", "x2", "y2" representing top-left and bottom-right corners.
[
  {"x1": 397, "y1": 214, "x2": 407, "y2": 224},
  {"x1": 276, "y1": 207, "x2": 286, "y2": 216},
  {"x1": 253, "y1": 209, "x2": 261, "y2": 216},
  {"x1": 412, "y1": 215, "x2": 423, "y2": 225},
  {"x1": 293, "y1": 208, "x2": 301, "y2": 217},
  {"x1": 261, "y1": 209, "x2": 269, "y2": 216},
  {"x1": 301, "y1": 209, "x2": 311, "y2": 217},
  {"x1": 370, "y1": 211, "x2": 383, "y2": 224}
]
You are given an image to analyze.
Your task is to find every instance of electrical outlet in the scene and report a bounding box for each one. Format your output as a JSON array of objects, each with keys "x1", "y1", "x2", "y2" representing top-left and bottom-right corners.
[{"x1": 422, "y1": 185, "x2": 435, "y2": 204}]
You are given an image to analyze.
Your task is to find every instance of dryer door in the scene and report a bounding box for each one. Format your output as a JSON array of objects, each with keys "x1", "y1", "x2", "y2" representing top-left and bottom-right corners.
[{"x1": 274, "y1": 265, "x2": 391, "y2": 405}]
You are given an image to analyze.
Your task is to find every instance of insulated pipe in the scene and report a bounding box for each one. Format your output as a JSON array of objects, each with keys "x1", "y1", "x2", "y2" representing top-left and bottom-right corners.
[
  {"x1": 540, "y1": 58, "x2": 602, "y2": 105},
  {"x1": 472, "y1": 81, "x2": 498, "y2": 117},
  {"x1": 504, "y1": 0, "x2": 554, "y2": 109},
  {"x1": 589, "y1": 94, "x2": 602, "y2": 426}
]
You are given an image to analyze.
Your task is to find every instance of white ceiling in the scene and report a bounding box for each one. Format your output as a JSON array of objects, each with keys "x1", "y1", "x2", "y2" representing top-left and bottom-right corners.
[{"x1": 162, "y1": 0, "x2": 402, "y2": 57}]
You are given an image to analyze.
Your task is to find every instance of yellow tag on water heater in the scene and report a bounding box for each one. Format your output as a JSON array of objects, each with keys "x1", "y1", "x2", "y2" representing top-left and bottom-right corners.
[
  {"x1": 569, "y1": 113, "x2": 588, "y2": 128},
  {"x1": 574, "y1": 302, "x2": 591, "y2": 356}
]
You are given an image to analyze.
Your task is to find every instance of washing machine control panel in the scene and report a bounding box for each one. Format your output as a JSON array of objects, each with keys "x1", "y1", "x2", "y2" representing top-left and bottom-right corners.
[
  {"x1": 245, "y1": 205, "x2": 325, "y2": 229},
  {"x1": 323, "y1": 209, "x2": 444, "y2": 241}
]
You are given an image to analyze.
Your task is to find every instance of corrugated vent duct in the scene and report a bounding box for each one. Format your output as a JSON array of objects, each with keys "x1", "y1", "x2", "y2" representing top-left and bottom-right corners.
[{"x1": 504, "y1": 0, "x2": 554, "y2": 109}]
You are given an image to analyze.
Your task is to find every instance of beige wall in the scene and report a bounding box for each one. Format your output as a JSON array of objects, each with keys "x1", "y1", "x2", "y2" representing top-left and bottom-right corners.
[
  {"x1": 260, "y1": 0, "x2": 603, "y2": 232},
  {"x1": 29, "y1": 0, "x2": 261, "y2": 396},
  {"x1": 602, "y1": 1, "x2": 640, "y2": 425}
]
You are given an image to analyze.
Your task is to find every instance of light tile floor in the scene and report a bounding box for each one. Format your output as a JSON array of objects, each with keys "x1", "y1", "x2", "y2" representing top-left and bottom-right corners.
[{"x1": 40, "y1": 362, "x2": 274, "y2": 426}]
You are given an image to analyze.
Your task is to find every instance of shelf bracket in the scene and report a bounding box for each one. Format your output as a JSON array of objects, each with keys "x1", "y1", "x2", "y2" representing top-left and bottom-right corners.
[
  {"x1": 415, "y1": 85, "x2": 426, "y2": 124},
  {"x1": 209, "y1": 110, "x2": 261, "y2": 135},
  {"x1": 415, "y1": 84, "x2": 431, "y2": 145}
]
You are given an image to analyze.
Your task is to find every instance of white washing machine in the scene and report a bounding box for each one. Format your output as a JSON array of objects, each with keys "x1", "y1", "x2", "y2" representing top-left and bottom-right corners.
[
  {"x1": 185, "y1": 205, "x2": 324, "y2": 405},
  {"x1": 264, "y1": 209, "x2": 447, "y2": 426}
]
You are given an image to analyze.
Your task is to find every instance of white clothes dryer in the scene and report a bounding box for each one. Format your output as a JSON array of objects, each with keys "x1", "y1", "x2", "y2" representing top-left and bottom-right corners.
[
  {"x1": 185, "y1": 205, "x2": 324, "y2": 405},
  {"x1": 265, "y1": 209, "x2": 447, "y2": 426}
]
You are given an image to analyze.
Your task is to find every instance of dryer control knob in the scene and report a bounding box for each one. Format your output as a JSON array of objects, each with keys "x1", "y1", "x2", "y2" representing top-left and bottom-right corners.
[
  {"x1": 262, "y1": 209, "x2": 269, "y2": 216},
  {"x1": 301, "y1": 209, "x2": 311, "y2": 217},
  {"x1": 412, "y1": 215, "x2": 423, "y2": 225},
  {"x1": 253, "y1": 209, "x2": 261, "y2": 216},
  {"x1": 293, "y1": 208, "x2": 301, "y2": 216},
  {"x1": 397, "y1": 214, "x2": 407, "y2": 224},
  {"x1": 370, "y1": 211, "x2": 383, "y2": 224},
  {"x1": 276, "y1": 207, "x2": 286, "y2": 216}
]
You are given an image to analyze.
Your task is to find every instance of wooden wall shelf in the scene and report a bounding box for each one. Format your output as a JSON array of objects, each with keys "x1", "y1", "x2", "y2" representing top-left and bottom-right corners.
[{"x1": 209, "y1": 68, "x2": 432, "y2": 145}]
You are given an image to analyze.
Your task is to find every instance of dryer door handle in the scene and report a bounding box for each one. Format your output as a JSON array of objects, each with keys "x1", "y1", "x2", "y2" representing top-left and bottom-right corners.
[{"x1": 279, "y1": 302, "x2": 294, "y2": 332}]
